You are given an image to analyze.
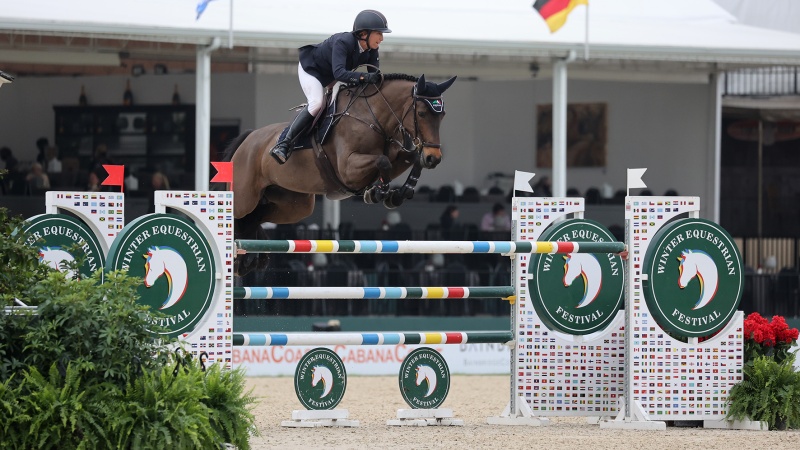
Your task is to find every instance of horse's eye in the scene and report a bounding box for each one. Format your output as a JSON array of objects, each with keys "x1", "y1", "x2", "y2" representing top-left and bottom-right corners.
[{"x1": 418, "y1": 111, "x2": 426, "y2": 118}]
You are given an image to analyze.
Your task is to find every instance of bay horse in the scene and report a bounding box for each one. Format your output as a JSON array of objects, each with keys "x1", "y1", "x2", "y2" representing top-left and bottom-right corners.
[{"x1": 222, "y1": 73, "x2": 457, "y2": 275}]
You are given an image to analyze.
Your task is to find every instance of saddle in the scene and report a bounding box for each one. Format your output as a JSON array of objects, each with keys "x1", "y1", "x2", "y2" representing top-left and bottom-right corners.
[
  {"x1": 277, "y1": 82, "x2": 345, "y2": 150},
  {"x1": 276, "y1": 83, "x2": 366, "y2": 200}
]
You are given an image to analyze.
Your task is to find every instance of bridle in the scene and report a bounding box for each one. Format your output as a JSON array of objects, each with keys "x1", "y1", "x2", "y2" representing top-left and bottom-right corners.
[{"x1": 340, "y1": 75, "x2": 445, "y2": 158}]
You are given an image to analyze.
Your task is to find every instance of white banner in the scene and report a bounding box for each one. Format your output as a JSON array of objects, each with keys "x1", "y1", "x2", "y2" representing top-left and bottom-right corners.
[{"x1": 234, "y1": 343, "x2": 511, "y2": 376}]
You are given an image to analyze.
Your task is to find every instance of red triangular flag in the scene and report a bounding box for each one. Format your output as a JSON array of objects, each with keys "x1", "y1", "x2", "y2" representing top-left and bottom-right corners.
[
  {"x1": 101, "y1": 165, "x2": 125, "y2": 192},
  {"x1": 210, "y1": 161, "x2": 233, "y2": 184}
]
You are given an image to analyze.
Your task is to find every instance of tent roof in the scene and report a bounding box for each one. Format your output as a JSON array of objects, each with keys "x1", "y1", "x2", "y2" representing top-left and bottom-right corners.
[{"x1": 2, "y1": 0, "x2": 800, "y2": 79}]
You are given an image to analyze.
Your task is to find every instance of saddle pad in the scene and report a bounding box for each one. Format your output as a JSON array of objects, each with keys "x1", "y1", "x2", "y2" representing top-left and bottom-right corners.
[{"x1": 277, "y1": 103, "x2": 336, "y2": 150}]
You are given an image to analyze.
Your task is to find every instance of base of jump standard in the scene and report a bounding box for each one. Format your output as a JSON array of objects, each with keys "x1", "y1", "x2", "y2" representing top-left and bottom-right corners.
[
  {"x1": 486, "y1": 394, "x2": 551, "y2": 426},
  {"x1": 387, "y1": 409, "x2": 464, "y2": 427},
  {"x1": 281, "y1": 409, "x2": 360, "y2": 428}
]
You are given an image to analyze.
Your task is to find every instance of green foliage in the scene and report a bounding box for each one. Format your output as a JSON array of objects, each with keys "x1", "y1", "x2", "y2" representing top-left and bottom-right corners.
[
  {"x1": 727, "y1": 354, "x2": 800, "y2": 430},
  {"x1": 107, "y1": 362, "x2": 218, "y2": 450},
  {"x1": 0, "y1": 270, "x2": 170, "y2": 388},
  {"x1": 0, "y1": 206, "x2": 52, "y2": 306},
  {"x1": 201, "y1": 361, "x2": 258, "y2": 450},
  {"x1": 0, "y1": 234, "x2": 258, "y2": 448}
]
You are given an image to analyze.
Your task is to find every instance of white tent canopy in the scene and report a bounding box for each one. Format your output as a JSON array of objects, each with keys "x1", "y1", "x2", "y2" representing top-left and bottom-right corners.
[{"x1": 2, "y1": 0, "x2": 800, "y2": 68}]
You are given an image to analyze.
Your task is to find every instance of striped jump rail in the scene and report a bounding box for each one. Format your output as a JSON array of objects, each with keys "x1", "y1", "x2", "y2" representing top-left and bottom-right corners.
[
  {"x1": 234, "y1": 286, "x2": 514, "y2": 300},
  {"x1": 235, "y1": 239, "x2": 625, "y2": 255},
  {"x1": 232, "y1": 331, "x2": 513, "y2": 347}
]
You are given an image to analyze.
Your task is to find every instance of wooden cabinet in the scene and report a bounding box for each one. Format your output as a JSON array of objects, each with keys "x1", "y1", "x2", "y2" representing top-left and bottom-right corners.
[{"x1": 54, "y1": 105, "x2": 195, "y2": 188}]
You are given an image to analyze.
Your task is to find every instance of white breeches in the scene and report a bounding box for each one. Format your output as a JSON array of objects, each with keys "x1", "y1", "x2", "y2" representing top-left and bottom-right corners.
[{"x1": 298, "y1": 62, "x2": 325, "y2": 115}]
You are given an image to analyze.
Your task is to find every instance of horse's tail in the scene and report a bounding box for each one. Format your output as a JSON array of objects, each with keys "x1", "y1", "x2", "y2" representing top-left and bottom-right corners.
[{"x1": 221, "y1": 129, "x2": 254, "y2": 162}]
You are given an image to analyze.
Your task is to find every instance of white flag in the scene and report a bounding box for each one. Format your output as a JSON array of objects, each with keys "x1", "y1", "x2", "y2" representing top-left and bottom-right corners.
[
  {"x1": 513, "y1": 171, "x2": 535, "y2": 193},
  {"x1": 627, "y1": 168, "x2": 647, "y2": 189}
]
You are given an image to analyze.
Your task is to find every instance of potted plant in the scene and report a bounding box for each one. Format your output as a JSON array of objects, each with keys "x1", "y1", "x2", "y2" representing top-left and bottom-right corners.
[{"x1": 726, "y1": 312, "x2": 800, "y2": 430}]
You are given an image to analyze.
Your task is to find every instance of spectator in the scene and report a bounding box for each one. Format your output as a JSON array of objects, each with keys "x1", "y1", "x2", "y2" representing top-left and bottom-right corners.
[
  {"x1": 147, "y1": 171, "x2": 171, "y2": 213},
  {"x1": 480, "y1": 202, "x2": 511, "y2": 232},
  {"x1": 0, "y1": 146, "x2": 19, "y2": 173},
  {"x1": 439, "y1": 205, "x2": 459, "y2": 230},
  {"x1": 25, "y1": 162, "x2": 51, "y2": 192},
  {"x1": 124, "y1": 168, "x2": 139, "y2": 192},
  {"x1": 0, "y1": 146, "x2": 21, "y2": 194},
  {"x1": 532, "y1": 176, "x2": 552, "y2": 197},
  {"x1": 89, "y1": 143, "x2": 112, "y2": 174},
  {"x1": 35, "y1": 137, "x2": 48, "y2": 166},
  {"x1": 86, "y1": 170, "x2": 101, "y2": 192},
  {"x1": 44, "y1": 146, "x2": 62, "y2": 174}
]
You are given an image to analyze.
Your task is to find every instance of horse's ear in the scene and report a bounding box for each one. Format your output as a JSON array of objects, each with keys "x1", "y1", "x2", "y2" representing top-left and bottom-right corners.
[
  {"x1": 416, "y1": 74, "x2": 426, "y2": 92},
  {"x1": 437, "y1": 76, "x2": 457, "y2": 94}
]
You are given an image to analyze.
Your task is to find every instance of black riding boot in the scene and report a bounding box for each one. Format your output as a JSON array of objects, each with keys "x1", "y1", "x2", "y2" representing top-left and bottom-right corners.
[{"x1": 270, "y1": 107, "x2": 315, "y2": 164}]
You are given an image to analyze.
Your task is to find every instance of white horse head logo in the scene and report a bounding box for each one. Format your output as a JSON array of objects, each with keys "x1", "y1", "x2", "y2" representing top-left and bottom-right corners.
[
  {"x1": 563, "y1": 253, "x2": 602, "y2": 308},
  {"x1": 143, "y1": 246, "x2": 188, "y2": 310},
  {"x1": 678, "y1": 249, "x2": 718, "y2": 310},
  {"x1": 38, "y1": 246, "x2": 76, "y2": 279},
  {"x1": 311, "y1": 365, "x2": 334, "y2": 398},
  {"x1": 415, "y1": 365, "x2": 437, "y2": 397}
]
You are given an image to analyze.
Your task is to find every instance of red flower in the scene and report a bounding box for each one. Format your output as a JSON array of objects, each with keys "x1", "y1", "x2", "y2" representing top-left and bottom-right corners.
[
  {"x1": 770, "y1": 315, "x2": 789, "y2": 332},
  {"x1": 777, "y1": 327, "x2": 799, "y2": 344}
]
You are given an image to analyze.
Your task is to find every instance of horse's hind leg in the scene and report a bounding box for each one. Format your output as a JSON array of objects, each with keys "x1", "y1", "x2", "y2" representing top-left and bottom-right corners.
[{"x1": 256, "y1": 186, "x2": 316, "y2": 225}]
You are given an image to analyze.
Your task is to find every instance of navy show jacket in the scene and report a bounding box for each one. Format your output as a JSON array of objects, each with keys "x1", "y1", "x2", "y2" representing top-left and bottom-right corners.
[{"x1": 299, "y1": 32, "x2": 379, "y2": 86}]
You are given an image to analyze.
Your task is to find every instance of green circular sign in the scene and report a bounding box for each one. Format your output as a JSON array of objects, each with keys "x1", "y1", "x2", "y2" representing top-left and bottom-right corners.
[
  {"x1": 21, "y1": 214, "x2": 105, "y2": 280},
  {"x1": 106, "y1": 214, "x2": 216, "y2": 339},
  {"x1": 529, "y1": 219, "x2": 625, "y2": 335},
  {"x1": 399, "y1": 347, "x2": 450, "y2": 409},
  {"x1": 294, "y1": 348, "x2": 347, "y2": 410},
  {"x1": 642, "y1": 218, "x2": 743, "y2": 338}
]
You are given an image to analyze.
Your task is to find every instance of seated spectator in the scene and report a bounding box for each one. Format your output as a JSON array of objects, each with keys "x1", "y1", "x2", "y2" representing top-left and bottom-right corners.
[
  {"x1": 439, "y1": 205, "x2": 459, "y2": 230},
  {"x1": 1, "y1": 146, "x2": 20, "y2": 193},
  {"x1": 480, "y1": 202, "x2": 511, "y2": 232},
  {"x1": 147, "y1": 171, "x2": 171, "y2": 213},
  {"x1": 44, "y1": 146, "x2": 62, "y2": 174},
  {"x1": 86, "y1": 170, "x2": 101, "y2": 192},
  {"x1": 25, "y1": 162, "x2": 51, "y2": 192}
]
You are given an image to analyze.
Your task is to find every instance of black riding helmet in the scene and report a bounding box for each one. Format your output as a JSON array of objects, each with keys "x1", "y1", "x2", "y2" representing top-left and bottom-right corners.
[{"x1": 352, "y1": 10, "x2": 391, "y2": 33}]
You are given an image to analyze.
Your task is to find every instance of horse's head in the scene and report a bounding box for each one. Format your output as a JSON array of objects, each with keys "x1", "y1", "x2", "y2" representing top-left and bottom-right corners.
[
  {"x1": 143, "y1": 246, "x2": 165, "y2": 287},
  {"x1": 562, "y1": 254, "x2": 581, "y2": 287},
  {"x1": 411, "y1": 74, "x2": 457, "y2": 169},
  {"x1": 311, "y1": 365, "x2": 333, "y2": 398},
  {"x1": 677, "y1": 250, "x2": 696, "y2": 288}
]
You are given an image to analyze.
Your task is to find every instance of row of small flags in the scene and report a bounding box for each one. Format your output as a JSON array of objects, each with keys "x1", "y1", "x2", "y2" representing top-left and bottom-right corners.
[{"x1": 99, "y1": 161, "x2": 233, "y2": 192}]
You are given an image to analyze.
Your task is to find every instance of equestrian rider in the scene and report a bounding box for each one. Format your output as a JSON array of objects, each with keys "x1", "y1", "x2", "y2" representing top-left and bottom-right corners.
[{"x1": 270, "y1": 10, "x2": 391, "y2": 164}]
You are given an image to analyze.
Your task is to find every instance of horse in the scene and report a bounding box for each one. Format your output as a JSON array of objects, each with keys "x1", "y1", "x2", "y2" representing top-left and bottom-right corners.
[
  {"x1": 562, "y1": 253, "x2": 602, "y2": 308},
  {"x1": 143, "y1": 246, "x2": 188, "y2": 310},
  {"x1": 415, "y1": 365, "x2": 437, "y2": 397},
  {"x1": 677, "y1": 249, "x2": 718, "y2": 310},
  {"x1": 221, "y1": 73, "x2": 457, "y2": 275},
  {"x1": 311, "y1": 365, "x2": 334, "y2": 398}
]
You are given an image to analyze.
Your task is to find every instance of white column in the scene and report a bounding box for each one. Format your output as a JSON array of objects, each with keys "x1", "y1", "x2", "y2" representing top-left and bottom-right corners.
[
  {"x1": 706, "y1": 71, "x2": 722, "y2": 223},
  {"x1": 551, "y1": 51, "x2": 576, "y2": 198},
  {"x1": 195, "y1": 37, "x2": 221, "y2": 191}
]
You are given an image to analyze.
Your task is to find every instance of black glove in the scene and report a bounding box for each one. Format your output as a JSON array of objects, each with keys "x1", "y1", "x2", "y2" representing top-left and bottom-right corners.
[{"x1": 360, "y1": 72, "x2": 380, "y2": 84}]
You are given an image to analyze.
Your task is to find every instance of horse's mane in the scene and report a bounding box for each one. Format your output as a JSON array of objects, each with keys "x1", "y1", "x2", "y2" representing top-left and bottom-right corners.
[{"x1": 380, "y1": 73, "x2": 418, "y2": 82}]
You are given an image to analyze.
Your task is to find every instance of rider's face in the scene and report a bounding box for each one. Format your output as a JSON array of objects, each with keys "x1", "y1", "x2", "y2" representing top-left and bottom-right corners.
[{"x1": 366, "y1": 31, "x2": 384, "y2": 50}]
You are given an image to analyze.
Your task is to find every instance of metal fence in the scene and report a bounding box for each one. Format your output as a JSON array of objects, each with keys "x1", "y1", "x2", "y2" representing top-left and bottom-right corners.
[{"x1": 725, "y1": 66, "x2": 800, "y2": 96}]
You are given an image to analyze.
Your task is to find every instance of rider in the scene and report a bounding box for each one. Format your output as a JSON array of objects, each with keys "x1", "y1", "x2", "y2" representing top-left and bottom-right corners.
[{"x1": 270, "y1": 9, "x2": 391, "y2": 164}]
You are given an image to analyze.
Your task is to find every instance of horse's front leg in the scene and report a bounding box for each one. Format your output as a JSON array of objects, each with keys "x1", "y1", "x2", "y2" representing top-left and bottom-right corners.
[{"x1": 350, "y1": 155, "x2": 392, "y2": 204}]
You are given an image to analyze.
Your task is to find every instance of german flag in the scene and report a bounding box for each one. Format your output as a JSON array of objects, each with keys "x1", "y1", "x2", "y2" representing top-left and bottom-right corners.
[{"x1": 533, "y1": 0, "x2": 588, "y2": 33}]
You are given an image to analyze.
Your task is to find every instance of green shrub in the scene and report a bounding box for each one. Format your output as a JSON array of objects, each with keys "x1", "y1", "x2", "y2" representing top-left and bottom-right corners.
[
  {"x1": 1, "y1": 270, "x2": 170, "y2": 389},
  {"x1": 0, "y1": 206, "x2": 52, "y2": 306},
  {"x1": 727, "y1": 354, "x2": 800, "y2": 430},
  {"x1": 0, "y1": 216, "x2": 258, "y2": 447}
]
